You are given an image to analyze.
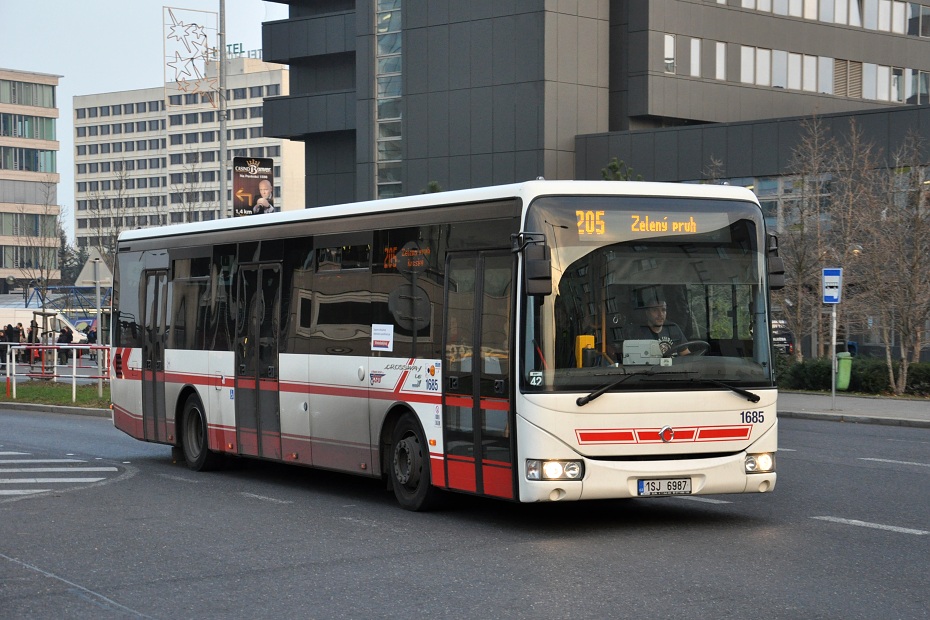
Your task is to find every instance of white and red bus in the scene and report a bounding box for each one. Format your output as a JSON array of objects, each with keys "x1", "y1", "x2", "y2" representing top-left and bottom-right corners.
[{"x1": 111, "y1": 181, "x2": 783, "y2": 510}]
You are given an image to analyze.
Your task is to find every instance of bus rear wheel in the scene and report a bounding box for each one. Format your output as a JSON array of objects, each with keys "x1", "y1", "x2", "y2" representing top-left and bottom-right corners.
[
  {"x1": 181, "y1": 395, "x2": 220, "y2": 471},
  {"x1": 390, "y1": 414, "x2": 440, "y2": 511}
]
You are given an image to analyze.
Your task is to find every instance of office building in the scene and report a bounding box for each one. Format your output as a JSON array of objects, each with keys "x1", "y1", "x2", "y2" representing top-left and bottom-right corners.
[
  {"x1": 261, "y1": 0, "x2": 930, "y2": 205},
  {"x1": 0, "y1": 67, "x2": 61, "y2": 284},
  {"x1": 73, "y1": 57, "x2": 304, "y2": 251}
]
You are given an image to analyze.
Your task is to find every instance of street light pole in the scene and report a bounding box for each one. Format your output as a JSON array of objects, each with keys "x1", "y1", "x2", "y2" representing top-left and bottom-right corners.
[
  {"x1": 219, "y1": 0, "x2": 228, "y2": 218},
  {"x1": 93, "y1": 258, "x2": 103, "y2": 398}
]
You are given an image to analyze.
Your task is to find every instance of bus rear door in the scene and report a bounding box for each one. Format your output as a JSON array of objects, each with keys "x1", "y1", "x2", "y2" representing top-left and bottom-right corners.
[
  {"x1": 141, "y1": 270, "x2": 168, "y2": 443},
  {"x1": 234, "y1": 264, "x2": 282, "y2": 459},
  {"x1": 443, "y1": 251, "x2": 515, "y2": 499}
]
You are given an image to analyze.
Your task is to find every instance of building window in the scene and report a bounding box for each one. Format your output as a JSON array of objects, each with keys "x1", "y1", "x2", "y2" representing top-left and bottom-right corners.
[
  {"x1": 741, "y1": 46, "x2": 755, "y2": 83},
  {"x1": 376, "y1": 0, "x2": 403, "y2": 199},
  {"x1": 249, "y1": 86, "x2": 263, "y2": 98},
  {"x1": 233, "y1": 108, "x2": 248, "y2": 120},
  {"x1": 664, "y1": 34, "x2": 676, "y2": 73},
  {"x1": 690, "y1": 38, "x2": 701, "y2": 78},
  {"x1": 716, "y1": 42, "x2": 726, "y2": 80}
]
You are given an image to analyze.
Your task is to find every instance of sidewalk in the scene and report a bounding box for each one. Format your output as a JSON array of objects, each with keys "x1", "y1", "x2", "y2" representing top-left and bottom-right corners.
[{"x1": 778, "y1": 391, "x2": 930, "y2": 429}]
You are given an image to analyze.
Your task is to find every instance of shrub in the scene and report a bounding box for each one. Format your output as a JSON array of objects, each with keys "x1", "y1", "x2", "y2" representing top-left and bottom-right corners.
[{"x1": 777, "y1": 355, "x2": 930, "y2": 396}]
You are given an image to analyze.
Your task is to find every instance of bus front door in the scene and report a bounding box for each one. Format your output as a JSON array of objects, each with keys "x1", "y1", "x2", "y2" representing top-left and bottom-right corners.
[
  {"x1": 141, "y1": 270, "x2": 168, "y2": 443},
  {"x1": 443, "y1": 251, "x2": 515, "y2": 499},
  {"x1": 234, "y1": 264, "x2": 282, "y2": 460}
]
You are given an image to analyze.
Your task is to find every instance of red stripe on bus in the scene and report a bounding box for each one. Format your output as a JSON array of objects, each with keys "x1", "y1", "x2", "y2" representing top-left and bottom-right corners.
[
  {"x1": 430, "y1": 454, "x2": 446, "y2": 487},
  {"x1": 697, "y1": 426, "x2": 752, "y2": 440},
  {"x1": 444, "y1": 395, "x2": 510, "y2": 411},
  {"x1": 446, "y1": 456, "x2": 477, "y2": 493},
  {"x1": 482, "y1": 461, "x2": 514, "y2": 499},
  {"x1": 576, "y1": 430, "x2": 636, "y2": 443},
  {"x1": 576, "y1": 426, "x2": 748, "y2": 444}
]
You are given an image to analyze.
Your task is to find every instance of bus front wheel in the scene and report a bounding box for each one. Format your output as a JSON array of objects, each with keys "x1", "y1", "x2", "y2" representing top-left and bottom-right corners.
[
  {"x1": 181, "y1": 395, "x2": 220, "y2": 471},
  {"x1": 390, "y1": 414, "x2": 440, "y2": 511}
]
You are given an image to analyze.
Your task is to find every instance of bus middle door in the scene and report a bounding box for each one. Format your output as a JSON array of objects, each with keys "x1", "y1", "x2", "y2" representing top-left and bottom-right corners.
[
  {"x1": 141, "y1": 270, "x2": 168, "y2": 443},
  {"x1": 235, "y1": 264, "x2": 282, "y2": 460},
  {"x1": 443, "y1": 251, "x2": 515, "y2": 499}
]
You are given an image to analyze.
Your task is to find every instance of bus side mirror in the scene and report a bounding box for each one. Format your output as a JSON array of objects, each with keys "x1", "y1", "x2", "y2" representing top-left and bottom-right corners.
[
  {"x1": 524, "y1": 243, "x2": 552, "y2": 296},
  {"x1": 767, "y1": 233, "x2": 785, "y2": 290}
]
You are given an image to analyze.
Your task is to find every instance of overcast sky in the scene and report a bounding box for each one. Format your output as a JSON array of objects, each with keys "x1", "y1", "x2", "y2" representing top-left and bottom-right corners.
[{"x1": 4, "y1": 0, "x2": 288, "y2": 241}]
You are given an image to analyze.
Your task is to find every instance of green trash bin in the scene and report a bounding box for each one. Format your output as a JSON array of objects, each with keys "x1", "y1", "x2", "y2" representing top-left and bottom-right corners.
[{"x1": 836, "y1": 352, "x2": 852, "y2": 391}]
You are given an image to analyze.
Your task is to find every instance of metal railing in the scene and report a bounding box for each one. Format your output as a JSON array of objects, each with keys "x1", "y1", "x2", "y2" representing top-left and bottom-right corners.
[{"x1": 5, "y1": 344, "x2": 110, "y2": 402}]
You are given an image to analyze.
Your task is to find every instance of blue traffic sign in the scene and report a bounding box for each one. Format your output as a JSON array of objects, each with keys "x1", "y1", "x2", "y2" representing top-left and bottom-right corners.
[{"x1": 823, "y1": 268, "x2": 842, "y2": 304}]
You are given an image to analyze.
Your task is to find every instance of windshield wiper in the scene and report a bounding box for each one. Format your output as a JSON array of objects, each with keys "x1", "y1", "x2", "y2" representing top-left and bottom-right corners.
[
  {"x1": 691, "y1": 378, "x2": 761, "y2": 403},
  {"x1": 576, "y1": 369, "x2": 694, "y2": 407}
]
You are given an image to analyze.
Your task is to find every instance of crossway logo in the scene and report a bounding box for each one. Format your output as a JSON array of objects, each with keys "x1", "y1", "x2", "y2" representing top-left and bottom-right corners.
[{"x1": 0, "y1": 451, "x2": 121, "y2": 500}]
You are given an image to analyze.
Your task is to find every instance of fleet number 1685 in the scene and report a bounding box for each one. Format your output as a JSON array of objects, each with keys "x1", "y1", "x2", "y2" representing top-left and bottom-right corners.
[{"x1": 740, "y1": 410, "x2": 765, "y2": 423}]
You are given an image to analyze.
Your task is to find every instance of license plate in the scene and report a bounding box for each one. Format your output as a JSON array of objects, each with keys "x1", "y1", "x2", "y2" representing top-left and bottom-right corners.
[{"x1": 638, "y1": 478, "x2": 692, "y2": 496}]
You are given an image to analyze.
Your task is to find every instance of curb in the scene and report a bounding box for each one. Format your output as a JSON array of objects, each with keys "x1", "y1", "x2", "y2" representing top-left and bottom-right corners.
[
  {"x1": 2, "y1": 402, "x2": 110, "y2": 418},
  {"x1": 779, "y1": 410, "x2": 930, "y2": 429}
]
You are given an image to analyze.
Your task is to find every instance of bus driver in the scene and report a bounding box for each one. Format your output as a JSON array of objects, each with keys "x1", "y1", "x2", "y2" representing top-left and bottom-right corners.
[{"x1": 631, "y1": 287, "x2": 690, "y2": 356}]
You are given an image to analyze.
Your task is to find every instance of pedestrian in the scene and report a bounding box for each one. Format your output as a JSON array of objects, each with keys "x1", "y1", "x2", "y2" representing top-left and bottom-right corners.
[
  {"x1": 12, "y1": 322, "x2": 23, "y2": 363},
  {"x1": 26, "y1": 320, "x2": 38, "y2": 365},
  {"x1": 57, "y1": 326, "x2": 73, "y2": 364},
  {"x1": 0, "y1": 324, "x2": 10, "y2": 368}
]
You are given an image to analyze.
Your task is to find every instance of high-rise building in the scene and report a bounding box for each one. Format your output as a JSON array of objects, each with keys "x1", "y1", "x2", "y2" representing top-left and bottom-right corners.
[
  {"x1": 261, "y1": 1, "x2": 930, "y2": 203},
  {"x1": 73, "y1": 57, "x2": 304, "y2": 252},
  {"x1": 0, "y1": 68, "x2": 61, "y2": 285}
]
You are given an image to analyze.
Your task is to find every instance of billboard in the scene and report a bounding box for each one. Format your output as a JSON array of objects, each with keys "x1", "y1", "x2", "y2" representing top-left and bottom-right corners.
[{"x1": 233, "y1": 157, "x2": 275, "y2": 216}]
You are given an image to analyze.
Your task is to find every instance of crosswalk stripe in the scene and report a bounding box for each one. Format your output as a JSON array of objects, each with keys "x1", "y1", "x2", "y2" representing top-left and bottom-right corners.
[
  {"x1": 0, "y1": 467, "x2": 118, "y2": 473},
  {"x1": 0, "y1": 459, "x2": 85, "y2": 464},
  {"x1": 0, "y1": 478, "x2": 106, "y2": 484}
]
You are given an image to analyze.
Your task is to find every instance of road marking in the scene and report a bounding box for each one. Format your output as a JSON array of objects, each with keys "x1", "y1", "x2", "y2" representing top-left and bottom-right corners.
[
  {"x1": 0, "y1": 489, "x2": 51, "y2": 495},
  {"x1": 812, "y1": 516, "x2": 929, "y2": 536},
  {"x1": 779, "y1": 448, "x2": 796, "y2": 452},
  {"x1": 240, "y1": 492, "x2": 293, "y2": 505},
  {"x1": 674, "y1": 496, "x2": 731, "y2": 504},
  {"x1": 0, "y1": 553, "x2": 151, "y2": 618},
  {"x1": 0, "y1": 478, "x2": 106, "y2": 484},
  {"x1": 859, "y1": 458, "x2": 930, "y2": 468},
  {"x1": 0, "y1": 467, "x2": 118, "y2": 473},
  {"x1": 0, "y1": 451, "x2": 30, "y2": 456},
  {"x1": 0, "y1": 459, "x2": 85, "y2": 464},
  {"x1": 155, "y1": 473, "x2": 199, "y2": 484}
]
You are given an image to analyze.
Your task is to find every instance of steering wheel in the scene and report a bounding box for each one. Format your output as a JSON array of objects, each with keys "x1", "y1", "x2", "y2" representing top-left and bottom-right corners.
[{"x1": 665, "y1": 340, "x2": 710, "y2": 357}]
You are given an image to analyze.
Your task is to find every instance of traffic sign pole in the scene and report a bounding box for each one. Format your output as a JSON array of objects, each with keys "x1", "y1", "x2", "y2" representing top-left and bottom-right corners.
[{"x1": 823, "y1": 268, "x2": 843, "y2": 410}]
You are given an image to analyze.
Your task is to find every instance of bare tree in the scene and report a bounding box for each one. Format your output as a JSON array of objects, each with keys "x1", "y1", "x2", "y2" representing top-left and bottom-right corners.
[
  {"x1": 17, "y1": 175, "x2": 64, "y2": 309},
  {"x1": 169, "y1": 148, "x2": 212, "y2": 222},
  {"x1": 858, "y1": 131, "x2": 930, "y2": 393},
  {"x1": 85, "y1": 160, "x2": 132, "y2": 275},
  {"x1": 702, "y1": 155, "x2": 726, "y2": 184},
  {"x1": 776, "y1": 116, "x2": 835, "y2": 361},
  {"x1": 823, "y1": 118, "x2": 884, "y2": 355}
]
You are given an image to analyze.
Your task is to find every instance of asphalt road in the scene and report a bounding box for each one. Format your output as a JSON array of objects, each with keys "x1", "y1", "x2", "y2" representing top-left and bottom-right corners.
[{"x1": 1, "y1": 409, "x2": 927, "y2": 619}]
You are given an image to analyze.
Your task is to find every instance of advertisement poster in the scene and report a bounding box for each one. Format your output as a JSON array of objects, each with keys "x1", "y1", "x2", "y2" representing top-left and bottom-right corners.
[
  {"x1": 371, "y1": 324, "x2": 395, "y2": 352},
  {"x1": 232, "y1": 157, "x2": 275, "y2": 216}
]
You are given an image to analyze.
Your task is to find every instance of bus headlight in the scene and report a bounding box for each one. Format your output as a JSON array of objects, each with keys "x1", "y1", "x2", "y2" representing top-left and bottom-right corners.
[
  {"x1": 745, "y1": 452, "x2": 775, "y2": 473},
  {"x1": 526, "y1": 459, "x2": 585, "y2": 481}
]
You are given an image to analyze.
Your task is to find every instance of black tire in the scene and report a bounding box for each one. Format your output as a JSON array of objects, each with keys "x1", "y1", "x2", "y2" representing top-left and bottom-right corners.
[
  {"x1": 389, "y1": 413, "x2": 440, "y2": 511},
  {"x1": 181, "y1": 395, "x2": 221, "y2": 471}
]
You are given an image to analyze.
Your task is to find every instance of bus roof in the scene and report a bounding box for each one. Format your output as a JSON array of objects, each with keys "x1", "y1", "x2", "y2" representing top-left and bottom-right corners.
[{"x1": 118, "y1": 180, "x2": 759, "y2": 244}]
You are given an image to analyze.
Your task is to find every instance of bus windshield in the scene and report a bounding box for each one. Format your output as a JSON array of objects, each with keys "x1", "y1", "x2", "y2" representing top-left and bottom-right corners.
[{"x1": 523, "y1": 194, "x2": 774, "y2": 392}]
